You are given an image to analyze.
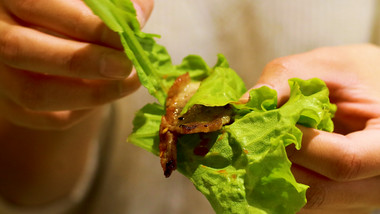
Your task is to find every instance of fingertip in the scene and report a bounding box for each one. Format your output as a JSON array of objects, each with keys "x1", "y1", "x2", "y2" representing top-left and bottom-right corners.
[
  {"x1": 264, "y1": 83, "x2": 289, "y2": 106},
  {"x1": 132, "y1": 1, "x2": 147, "y2": 27},
  {"x1": 239, "y1": 84, "x2": 274, "y2": 103},
  {"x1": 239, "y1": 93, "x2": 249, "y2": 103},
  {"x1": 244, "y1": 83, "x2": 290, "y2": 106},
  {"x1": 132, "y1": 0, "x2": 154, "y2": 28},
  {"x1": 253, "y1": 83, "x2": 274, "y2": 89},
  {"x1": 118, "y1": 68, "x2": 141, "y2": 97}
]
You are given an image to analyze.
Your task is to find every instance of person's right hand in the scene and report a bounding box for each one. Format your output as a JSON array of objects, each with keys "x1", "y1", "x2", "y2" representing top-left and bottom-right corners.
[
  {"x1": 0, "y1": 0, "x2": 153, "y2": 130},
  {"x1": 243, "y1": 44, "x2": 380, "y2": 214}
]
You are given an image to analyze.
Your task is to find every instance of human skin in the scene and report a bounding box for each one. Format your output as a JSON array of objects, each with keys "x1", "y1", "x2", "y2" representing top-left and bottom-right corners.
[
  {"x1": 242, "y1": 44, "x2": 380, "y2": 214},
  {"x1": 0, "y1": 0, "x2": 153, "y2": 206}
]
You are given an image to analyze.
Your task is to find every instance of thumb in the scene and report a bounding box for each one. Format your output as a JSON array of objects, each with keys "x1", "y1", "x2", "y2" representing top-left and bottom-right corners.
[{"x1": 240, "y1": 82, "x2": 290, "y2": 106}]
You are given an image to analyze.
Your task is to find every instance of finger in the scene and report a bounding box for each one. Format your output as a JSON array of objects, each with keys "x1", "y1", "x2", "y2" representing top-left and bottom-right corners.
[
  {"x1": 292, "y1": 164, "x2": 380, "y2": 210},
  {"x1": 132, "y1": 0, "x2": 154, "y2": 27},
  {"x1": 0, "y1": 64, "x2": 140, "y2": 111},
  {"x1": 0, "y1": 22, "x2": 132, "y2": 80},
  {"x1": 332, "y1": 102, "x2": 380, "y2": 134},
  {"x1": 239, "y1": 83, "x2": 274, "y2": 103},
  {"x1": 0, "y1": 94, "x2": 96, "y2": 130},
  {"x1": 287, "y1": 125, "x2": 380, "y2": 181},
  {"x1": 249, "y1": 49, "x2": 358, "y2": 106},
  {"x1": 3, "y1": 0, "x2": 154, "y2": 49}
]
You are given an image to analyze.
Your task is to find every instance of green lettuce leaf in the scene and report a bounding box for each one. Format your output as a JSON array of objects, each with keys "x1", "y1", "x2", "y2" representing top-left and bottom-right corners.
[
  {"x1": 84, "y1": 0, "x2": 174, "y2": 105},
  {"x1": 128, "y1": 103, "x2": 163, "y2": 156},
  {"x1": 129, "y1": 79, "x2": 335, "y2": 214},
  {"x1": 85, "y1": 1, "x2": 336, "y2": 213},
  {"x1": 181, "y1": 55, "x2": 246, "y2": 114}
]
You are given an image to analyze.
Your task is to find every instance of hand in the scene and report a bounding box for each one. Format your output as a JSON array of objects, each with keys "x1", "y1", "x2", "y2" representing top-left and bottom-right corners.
[
  {"x1": 0, "y1": 0, "x2": 153, "y2": 130},
  {"x1": 247, "y1": 44, "x2": 380, "y2": 214}
]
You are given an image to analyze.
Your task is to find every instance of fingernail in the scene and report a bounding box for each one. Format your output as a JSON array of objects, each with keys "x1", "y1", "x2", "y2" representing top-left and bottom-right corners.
[
  {"x1": 100, "y1": 52, "x2": 132, "y2": 79},
  {"x1": 252, "y1": 83, "x2": 274, "y2": 89},
  {"x1": 118, "y1": 69, "x2": 141, "y2": 96},
  {"x1": 132, "y1": 2, "x2": 146, "y2": 27},
  {"x1": 239, "y1": 93, "x2": 250, "y2": 103}
]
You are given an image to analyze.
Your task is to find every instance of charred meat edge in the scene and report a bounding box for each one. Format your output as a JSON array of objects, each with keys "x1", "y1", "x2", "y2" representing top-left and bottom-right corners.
[{"x1": 159, "y1": 73, "x2": 233, "y2": 177}]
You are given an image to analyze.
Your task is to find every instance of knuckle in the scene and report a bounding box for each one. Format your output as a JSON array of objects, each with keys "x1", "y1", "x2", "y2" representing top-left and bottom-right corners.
[
  {"x1": 262, "y1": 57, "x2": 295, "y2": 80},
  {"x1": 331, "y1": 147, "x2": 362, "y2": 181},
  {"x1": 264, "y1": 57, "x2": 290, "y2": 73},
  {"x1": 0, "y1": 26, "x2": 21, "y2": 66},
  {"x1": 304, "y1": 185, "x2": 327, "y2": 209}
]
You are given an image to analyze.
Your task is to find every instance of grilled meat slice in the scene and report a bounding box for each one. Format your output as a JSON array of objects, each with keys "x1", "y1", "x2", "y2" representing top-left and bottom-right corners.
[
  {"x1": 159, "y1": 73, "x2": 199, "y2": 177},
  {"x1": 159, "y1": 73, "x2": 233, "y2": 177}
]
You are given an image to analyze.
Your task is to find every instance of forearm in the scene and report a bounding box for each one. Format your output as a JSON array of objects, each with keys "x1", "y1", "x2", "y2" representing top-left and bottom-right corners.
[{"x1": 0, "y1": 107, "x2": 106, "y2": 206}]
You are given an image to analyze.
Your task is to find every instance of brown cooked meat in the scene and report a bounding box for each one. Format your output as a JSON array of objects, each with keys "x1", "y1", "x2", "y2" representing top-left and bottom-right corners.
[{"x1": 159, "y1": 73, "x2": 233, "y2": 177}]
